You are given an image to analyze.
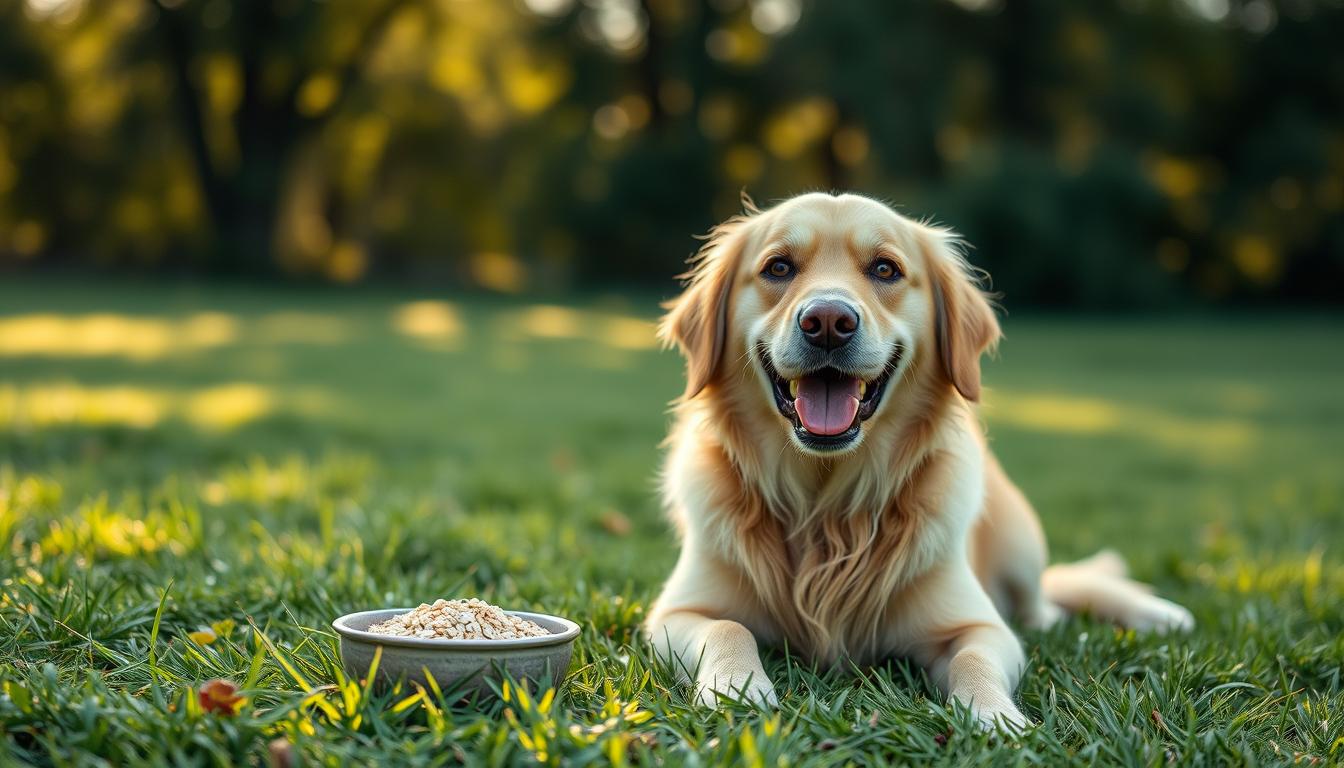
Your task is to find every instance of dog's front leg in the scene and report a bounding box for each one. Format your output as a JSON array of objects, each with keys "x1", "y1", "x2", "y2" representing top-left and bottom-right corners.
[
  {"x1": 646, "y1": 536, "x2": 778, "y2": 707},
  {"x1": 933, "y1": 622, "x2": 1029, "y2": 731},
  {"x1": 911, "y1": 565, "x2": 1030, "y2": 731},
  {"x1": 648, "y1": 609, "x2": 777, "y2": 707}
]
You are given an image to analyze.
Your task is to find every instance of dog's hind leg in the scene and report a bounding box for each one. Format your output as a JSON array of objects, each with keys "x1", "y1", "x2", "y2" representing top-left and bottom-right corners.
[
  {"x1": 1060, "y1": 548, "x2": 1130, "y2": 579},
  {"x1": 1041, "y1": 553, "x2": 1194, "y2": 633},
  {"x1": 972, "y1": 454, "x2": 1063, "y2": 630},
  {"x1": 974, "y1": 455, "x2": 1191, "y2": 633}
]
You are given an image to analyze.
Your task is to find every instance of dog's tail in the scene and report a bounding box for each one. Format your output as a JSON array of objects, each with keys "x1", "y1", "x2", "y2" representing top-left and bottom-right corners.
[{"x1": 1040, "y1": 549, "x2": 1194, "y2": 633}]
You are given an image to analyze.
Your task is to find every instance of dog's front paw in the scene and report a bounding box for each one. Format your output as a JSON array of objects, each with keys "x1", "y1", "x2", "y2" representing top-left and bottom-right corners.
[
  {"x1": 695, "y1": 671, "x2": 778, "y2": 708},
  {"x1": 951, "y1": 683, "x2": 1032, "y2": 734},
  {"x1": 972, "y1": 701, "x2": 1032, "y2": 734}
]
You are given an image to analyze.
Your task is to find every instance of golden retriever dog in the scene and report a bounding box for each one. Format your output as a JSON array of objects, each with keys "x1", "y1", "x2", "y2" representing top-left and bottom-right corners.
[{"x1": 646, "y1": 192, "x2": 1193, "y2": 729}]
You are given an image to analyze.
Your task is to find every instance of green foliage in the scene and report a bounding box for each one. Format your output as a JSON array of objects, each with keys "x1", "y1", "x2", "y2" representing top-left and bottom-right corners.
[
  {"x1": 1, "y1": 1, "x2": 1342, "y2": 305},
  {"x1": 2, "y1": 281, "x2": 1344, "y2": 764}
]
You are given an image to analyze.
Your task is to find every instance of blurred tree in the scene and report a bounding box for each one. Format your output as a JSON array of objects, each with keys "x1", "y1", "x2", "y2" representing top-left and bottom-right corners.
[
  {"x1": 0, "y1": 2, "x2": 59, "y2": 263},
  {"x1": 147, "y1": 0, "x2": 408, "y2": 274},
  {"x1": 1, "y1": 0, "x2": 1341, "y2": 306}
]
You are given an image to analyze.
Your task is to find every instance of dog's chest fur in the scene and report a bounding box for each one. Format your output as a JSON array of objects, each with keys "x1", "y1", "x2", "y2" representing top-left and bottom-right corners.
[{"x1": 698, "y1": 440, "x2": 966, "y2": 667}]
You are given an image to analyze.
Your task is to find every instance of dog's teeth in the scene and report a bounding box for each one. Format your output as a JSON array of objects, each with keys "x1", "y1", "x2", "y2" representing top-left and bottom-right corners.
[
  {"x1": 789, "y1": 380, "x2": 799, "y2": 398},
  {"x1": 859, "y1": 381, "x2": 867, "y2": 398}
]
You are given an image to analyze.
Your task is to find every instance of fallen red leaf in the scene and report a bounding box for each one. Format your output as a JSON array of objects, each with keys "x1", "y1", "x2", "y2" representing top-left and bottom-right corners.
[{"x1": 198, "y1": 678, "x2": 245, "y2": 716}]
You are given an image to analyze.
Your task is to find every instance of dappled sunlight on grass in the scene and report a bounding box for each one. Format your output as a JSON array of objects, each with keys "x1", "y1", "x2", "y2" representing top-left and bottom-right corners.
[
  {"x1": 390, "y1": 300, "x2": 462, "y2": 347},
  {"x1": 503, "y1": 304, "x2": 659, "y2": 350},
  {"x1": 510, "y1": 304, "x2": 582, "y2": 339},
  {"x1": 183, "y1": 384, "x2": 274, "y2": 430},
  {"x1": 0, "y1": 303, "x2": 667, "y2": 387},
  {"x1": 0, "y1": 383, "x2": 166, "y2": 428},
  {"x1": 601, "y1": 315, "x2": 659, "y2": 351},
  {"x1": 0, "y1": 382, "x2": 277, "y2": 431},
  {"x1": 469, "y1": 303, "x2": 662, "y2": 372},
  {"x1": 984, "y1": 390, "x2": 1254, "y2": 458},
  {"x1": 0, "y1": 308, "x2": 370, "y2": 361},
  {"x1": 0, "y1": 312, "x2": 237, "y2": 360}
]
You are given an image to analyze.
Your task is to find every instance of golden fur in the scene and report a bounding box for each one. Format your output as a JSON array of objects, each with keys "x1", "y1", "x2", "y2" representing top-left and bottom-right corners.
[{"x1": 646, "y1": 192, "x2": 1194, "y2": 727}]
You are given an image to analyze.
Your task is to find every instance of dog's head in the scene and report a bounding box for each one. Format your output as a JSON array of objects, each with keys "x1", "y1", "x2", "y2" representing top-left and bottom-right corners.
[{"x1": 662, "y1": 192, "x2": 999, "y2": 455}]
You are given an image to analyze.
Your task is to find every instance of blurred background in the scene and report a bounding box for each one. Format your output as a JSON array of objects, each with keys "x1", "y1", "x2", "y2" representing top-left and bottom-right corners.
[{"x1": 1, "y1": 0, "x2": 1341, "y2": 306}]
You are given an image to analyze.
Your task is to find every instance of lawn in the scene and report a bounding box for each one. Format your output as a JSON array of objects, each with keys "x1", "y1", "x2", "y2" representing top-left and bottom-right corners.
[{"x1": 2, "y1": 280, "x2": 1342, "y2": 766}]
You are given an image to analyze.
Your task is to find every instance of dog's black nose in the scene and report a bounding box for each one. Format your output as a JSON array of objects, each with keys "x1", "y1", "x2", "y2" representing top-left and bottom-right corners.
[{"x1": 798, "y1": 299, "x2": 859, "y2": 350}]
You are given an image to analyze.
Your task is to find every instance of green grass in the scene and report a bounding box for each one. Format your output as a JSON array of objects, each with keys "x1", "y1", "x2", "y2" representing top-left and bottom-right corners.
[{"x1": 2, "y1": 280, "x2": 1342, "y2": 766}]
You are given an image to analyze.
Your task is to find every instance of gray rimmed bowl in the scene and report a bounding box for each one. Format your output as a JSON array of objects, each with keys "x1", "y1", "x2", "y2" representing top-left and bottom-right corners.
[{"x1": 332, "y1": 608, "x2": 580, "y2": 697}]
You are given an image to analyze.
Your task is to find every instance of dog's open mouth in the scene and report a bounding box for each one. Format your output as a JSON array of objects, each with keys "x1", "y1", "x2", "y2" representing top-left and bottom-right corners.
[{"x1": 759, "y1": 346, "x2": 900, "y2": 450}]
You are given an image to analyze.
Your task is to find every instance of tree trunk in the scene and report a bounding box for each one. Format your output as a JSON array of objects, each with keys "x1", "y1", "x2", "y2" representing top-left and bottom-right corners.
[{"x1": 151, "y1": 0, "x2": 408, "y2": 276}]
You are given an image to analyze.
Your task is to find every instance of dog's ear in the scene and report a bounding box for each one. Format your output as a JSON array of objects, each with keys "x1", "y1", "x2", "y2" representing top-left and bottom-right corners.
[
  {"x1": 659, "y1": 211, "x2": 755, "y2": 401},
  {"x1": 926, "y1": 229, "x2": 1000, "y2": 403}
]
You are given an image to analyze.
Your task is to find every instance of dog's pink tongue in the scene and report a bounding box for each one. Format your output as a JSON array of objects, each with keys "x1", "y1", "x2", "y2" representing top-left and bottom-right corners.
[{"x1": 794, "y1": 375, "x2": 861, "y2": 436}]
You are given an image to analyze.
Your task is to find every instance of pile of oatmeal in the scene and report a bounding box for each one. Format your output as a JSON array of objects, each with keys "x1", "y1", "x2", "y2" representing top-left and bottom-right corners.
[{"x1": 366, "y1": 598, "x2": 551, "y2": 640}]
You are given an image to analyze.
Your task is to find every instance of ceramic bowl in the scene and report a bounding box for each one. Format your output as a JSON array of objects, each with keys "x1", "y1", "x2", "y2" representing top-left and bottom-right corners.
[{"x1": 332, "y1": 608, "x2": 580, "y2": 697}]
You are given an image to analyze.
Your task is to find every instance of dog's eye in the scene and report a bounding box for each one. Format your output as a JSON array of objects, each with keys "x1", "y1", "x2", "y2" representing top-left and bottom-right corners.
[
  {"x1": 868, "y1": 258, "x2": 902, "y2": 282},
  {"x1": 763, "y1": 257, "x2": 795, "y2": 280}
]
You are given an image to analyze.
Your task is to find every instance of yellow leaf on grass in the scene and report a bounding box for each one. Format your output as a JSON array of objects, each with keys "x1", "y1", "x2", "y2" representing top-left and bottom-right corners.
[{"x1": 188, "y1": 627, "x2": 217, "y2": 645}]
